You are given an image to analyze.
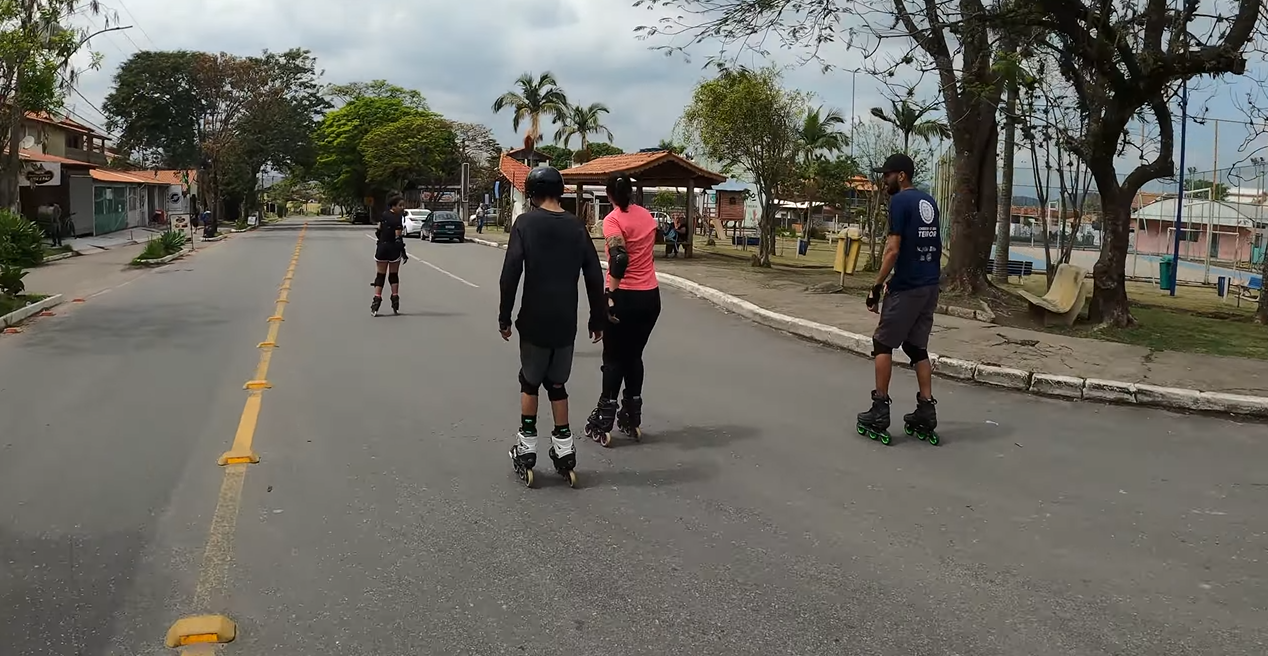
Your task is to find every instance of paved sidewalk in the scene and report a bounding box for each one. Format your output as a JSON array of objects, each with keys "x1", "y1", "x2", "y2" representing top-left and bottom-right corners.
[{"x1": 472, "y1": 230, "x2": 1265, "y2": 396}]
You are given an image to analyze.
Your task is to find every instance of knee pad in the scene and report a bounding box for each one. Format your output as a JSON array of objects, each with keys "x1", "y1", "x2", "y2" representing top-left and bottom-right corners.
[
  {"x1": 545, "y1": 381, "x2": 568, "y2": 401},
  {"x1": 871, "y1": 338, "x2": 894, "y2": 357},
  {"x1": 387, "y1": 272, "x2": 399, "y2": 284},
  {"x1": 518, "y1": 372, "x2": 539, "y2": 396},
  {"x1": 902, "y1": 343, "x2": 929, "y2": 363},
  {"x1": 373, "y1": 272, "x2": 386, "y2": 287}
]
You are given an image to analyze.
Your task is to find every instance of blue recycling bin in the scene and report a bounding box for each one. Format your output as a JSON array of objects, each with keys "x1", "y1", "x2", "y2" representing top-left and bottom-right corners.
[
  {"x1": 797, "y1": 239, "x2": 809, "y2": 256},
  {"x1": 1217, "y1": 275, "x2": 1228, "y2": 298}
]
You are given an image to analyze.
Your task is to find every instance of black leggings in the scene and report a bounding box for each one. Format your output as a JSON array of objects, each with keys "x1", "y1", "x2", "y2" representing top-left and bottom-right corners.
[{"x1": 601, "y1": 287, "x2": 661, "y2": 400}]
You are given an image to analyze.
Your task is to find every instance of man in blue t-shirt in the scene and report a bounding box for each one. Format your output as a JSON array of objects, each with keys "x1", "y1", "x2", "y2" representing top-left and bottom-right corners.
[{"x1": 856, "y1": 153, "x2": 942, "y2": 441}]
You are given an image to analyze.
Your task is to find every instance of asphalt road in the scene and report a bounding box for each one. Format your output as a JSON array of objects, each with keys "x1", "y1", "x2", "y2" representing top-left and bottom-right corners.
[{"x1": 2, "y1": 217, "x2": 1266, "y2": 656}]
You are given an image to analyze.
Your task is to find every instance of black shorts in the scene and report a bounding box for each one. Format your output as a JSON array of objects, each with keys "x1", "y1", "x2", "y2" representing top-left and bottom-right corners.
[
  {"x1": 375, "y1": 242, "x2": 404, "y2": 263},
  {"x1": 874, "y1": 284, "x2": 939, "y2": 349},
  {"x1": 519, "y1": 340, "x2": 574, "y2": 387}
]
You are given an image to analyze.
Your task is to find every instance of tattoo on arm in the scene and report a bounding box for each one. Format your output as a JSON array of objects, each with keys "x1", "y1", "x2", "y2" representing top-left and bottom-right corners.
[{"x1": 606, "y1": 234, "x2": 625, "y2": 250}]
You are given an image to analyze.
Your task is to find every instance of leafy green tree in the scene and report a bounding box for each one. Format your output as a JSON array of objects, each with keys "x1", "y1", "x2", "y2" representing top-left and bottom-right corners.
[
  {"x1": 450, "y1": 121, "x2": 502, "y2": 200},
  {"x1": 103, "y1": 51, "x2": 204, "y2": 168},
  {"x1": 678, "y1": 66, "x2": 804, "y2": 267},
  {"x1": 795, "y1": 105, "x2": 848, "y2": 241},
  {"x1": 311, "y1": 95, "x2": 423, "y2": 212},
  {"x1": 360, "y1": 114, "x2": 461, "y2": 192},
  {"x1": 325, "y1": 79, "x2": 428, "y2": 111},
  {"x1": 0, "y1": 0, "x2": 111, "y2": 209},
  {"x1": 553, "y1": 102, "x2": 613, "y2": 162},
  {"x1": 491, "y1": 71, "x2": 568, "y2": 151},
  {"x1": 587, "y1": 142, "x2": 624, "y2": 158},
  {"x1": 536, "y1": 144, "x2": 573, "y2": 169}
]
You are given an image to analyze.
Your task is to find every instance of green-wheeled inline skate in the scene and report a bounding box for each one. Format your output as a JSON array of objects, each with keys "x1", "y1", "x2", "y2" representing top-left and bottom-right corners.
[
  {"x1": 902, "y1": 394, "x2": 940, "y2": 445},
  {"x1": 855, "y1": 390, "x2": 893, "y2": 445}
]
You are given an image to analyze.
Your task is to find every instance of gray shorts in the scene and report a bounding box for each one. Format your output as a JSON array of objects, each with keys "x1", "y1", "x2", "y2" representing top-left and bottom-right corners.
[
  {"x1": 519, "y1": 340, "x2": 574, "y2": 387},
  {"x1": 875, "y1": 284, "x2": 940, "y2": 349}
]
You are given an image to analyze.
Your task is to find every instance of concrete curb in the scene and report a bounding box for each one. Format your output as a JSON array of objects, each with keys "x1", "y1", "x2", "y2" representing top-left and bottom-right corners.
[
  {"x1": 465, "y1": 236, "x2": 1268, "y2": 418},
  {"x1": 201, "y1": 234, "x2": 228, "y2": 242},
  {"x1": 1, "y1": 294, "x2": 64, "y2": 328},
  {"x1": 42, "y1": 252, "x2": 75, "y2": 263}
]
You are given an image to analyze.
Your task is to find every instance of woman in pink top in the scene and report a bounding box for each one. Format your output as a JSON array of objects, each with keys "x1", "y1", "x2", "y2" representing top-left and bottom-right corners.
[{"x1": 583, "y1": 173, "x2": 663, "y2": 446}]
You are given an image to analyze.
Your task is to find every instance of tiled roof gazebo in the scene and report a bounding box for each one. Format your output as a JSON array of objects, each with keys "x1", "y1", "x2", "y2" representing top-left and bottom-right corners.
[{"x1": 560, "y1": 151, "x2": 726, "y2": 257}]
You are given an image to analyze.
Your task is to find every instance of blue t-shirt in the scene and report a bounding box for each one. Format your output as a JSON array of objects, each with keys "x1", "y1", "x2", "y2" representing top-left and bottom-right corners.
[{"x1": 886, "y1": 188, "x2": 942, "y2": 292}]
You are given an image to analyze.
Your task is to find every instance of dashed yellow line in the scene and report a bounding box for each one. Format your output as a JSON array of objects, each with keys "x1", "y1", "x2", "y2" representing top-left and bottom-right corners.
[{"x1": 168, "y1": 222, "x2": 308, "y2": 652}]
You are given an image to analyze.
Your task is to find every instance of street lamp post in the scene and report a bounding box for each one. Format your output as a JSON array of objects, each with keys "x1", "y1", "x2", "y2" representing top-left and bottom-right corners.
[{"x1": 1169, "y1": 79, "x2": 1188, "y2": 296}]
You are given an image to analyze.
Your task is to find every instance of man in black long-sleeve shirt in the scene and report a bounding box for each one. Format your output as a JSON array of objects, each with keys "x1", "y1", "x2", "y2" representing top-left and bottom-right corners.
[{"x1": 499, "y1": 166, "x2": 606, "y2": 485}]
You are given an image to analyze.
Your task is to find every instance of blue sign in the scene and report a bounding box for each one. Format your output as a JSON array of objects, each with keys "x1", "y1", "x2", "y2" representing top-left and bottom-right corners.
[
  {"x1": 484, "y1": 193, "x2": 490, "y2": 205},
  {"x1": 494, "y1": 181, "x2": 500, "y2": 199}
]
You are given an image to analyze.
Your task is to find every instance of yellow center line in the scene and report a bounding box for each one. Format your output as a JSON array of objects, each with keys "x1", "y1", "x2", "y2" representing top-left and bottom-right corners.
[{"x1": 170, "y1": 222, "x2": 308, "y2": 651}]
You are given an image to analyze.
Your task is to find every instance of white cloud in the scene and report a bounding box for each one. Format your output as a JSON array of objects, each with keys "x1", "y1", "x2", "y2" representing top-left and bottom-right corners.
[{"x1": 60, "y1": 0, "x2": 902, "y2": 160}]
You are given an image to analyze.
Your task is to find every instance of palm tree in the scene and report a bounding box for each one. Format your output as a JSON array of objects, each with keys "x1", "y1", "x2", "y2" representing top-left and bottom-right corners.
[
  {"x1": 796, "y1": 105, "x2": 848, "y2": 243},
  {"x1": 554, "y1": 102, "x2": 614, "y2": 163},
  {"x1": 799, "y1": 105, "x2": 848, "y2": 165},
  {"x1": 869, "y1": 95, "x2": 950, "y2": 151},
  {"x1": 491, "y1": 71, "x2": 569, "y2": 152}
]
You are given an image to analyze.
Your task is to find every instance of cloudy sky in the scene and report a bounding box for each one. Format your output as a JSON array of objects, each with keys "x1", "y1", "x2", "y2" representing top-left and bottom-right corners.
[{"x1": 60, "y1": 0, "x2": 1268, "y2": 194}]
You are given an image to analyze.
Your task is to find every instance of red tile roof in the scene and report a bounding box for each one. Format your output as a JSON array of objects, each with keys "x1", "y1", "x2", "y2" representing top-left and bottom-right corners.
[
  {"x1": 90, "y1": 169, "x2": 168, "y2": 184},
  {"x1": 499, "y1": 154, "x2": 531, "y2": 193},
  {"x1": 5, "y1": 148, "x2": 97, "y2": 167},
  {"x1": 560, "y1": 151, "x2": 726, "y2": 185},
  {"x1": 125, "y1": 169, "x2": 197, "y2": 186}
]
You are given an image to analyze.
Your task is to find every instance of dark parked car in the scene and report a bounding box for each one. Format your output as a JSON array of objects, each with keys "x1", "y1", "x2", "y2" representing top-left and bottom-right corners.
[
  {"x1": 351, "y1": 208, "x2": 372, "y2": 224},
  {"x1": 421, "y1": 211, "x2": 466, "y2": 242}
]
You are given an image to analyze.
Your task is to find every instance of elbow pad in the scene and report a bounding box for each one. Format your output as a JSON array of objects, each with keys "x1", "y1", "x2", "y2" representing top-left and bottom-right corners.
[{"x1": 608, "y1": 245, "x2": 629, "y2": 278}]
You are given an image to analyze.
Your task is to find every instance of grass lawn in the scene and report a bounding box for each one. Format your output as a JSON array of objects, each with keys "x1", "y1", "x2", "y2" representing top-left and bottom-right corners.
[
  {"x1": 0, "y1": 294, "x2": 47, "y2": 317},
  {"x1": 43, "y1": 244, "x2": 73, "y2": 257},
  {"x1": 1005, "y1": 275, "x2": 1268, "y2": 359}
]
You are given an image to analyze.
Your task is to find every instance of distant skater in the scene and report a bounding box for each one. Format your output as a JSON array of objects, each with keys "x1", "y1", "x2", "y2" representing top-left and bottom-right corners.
[{"x1": 371, "y1": 195, "x2": 407, "y2": 316}]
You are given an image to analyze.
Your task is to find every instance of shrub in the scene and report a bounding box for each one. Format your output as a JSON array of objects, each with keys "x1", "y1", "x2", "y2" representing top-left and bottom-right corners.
[
  {"x1": 138, "y1": 239, "x2": 166, "y2": 260},
  {"x1": 0, "y1": 264, "x2": 27, "y2": 296},
  {"x1": 0, "y1": 210, "x2": 45, "y2": 268},
  {"x1": 158, "y1": 229, "x2": 186, "y2": 253},
  {"x1": 235, "y1": 217, "x2": 248, "y2": 230}
]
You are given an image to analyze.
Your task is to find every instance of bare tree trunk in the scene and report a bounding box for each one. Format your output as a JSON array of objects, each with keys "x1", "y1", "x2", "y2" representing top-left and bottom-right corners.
[
  {"x1": 1089, "y1": 193, "x2": 1136, "y2": 327},
  {"x1": 943, "y1": 130, "x2": 1000, "y2": 293},
  {"x1": 992, "y1": 84, "x2": 1019, "y2": 283},
  {"x1": 753, "y1": 203, "x2": 775, "y2": 267}
]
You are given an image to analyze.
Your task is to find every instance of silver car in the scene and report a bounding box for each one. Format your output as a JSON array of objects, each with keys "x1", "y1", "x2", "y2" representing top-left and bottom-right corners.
[{"x1": 403, "y1": 209, "x2": 431, "y2": 237}]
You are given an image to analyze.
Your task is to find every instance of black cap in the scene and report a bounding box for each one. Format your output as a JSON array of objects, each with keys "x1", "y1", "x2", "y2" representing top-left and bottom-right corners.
[{"x1": 873, "y1": 153, "x2": 915, "y2": 179}]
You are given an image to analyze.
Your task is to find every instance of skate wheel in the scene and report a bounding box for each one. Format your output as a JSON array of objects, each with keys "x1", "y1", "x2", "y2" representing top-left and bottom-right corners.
[
  {"x1": 879, "y1": 433, "x2": 892, "y2": 445},
  {"x1": 599, "y1": 432, "x2": 612, "y2": 448},
  {"x1": 856, "y1": 425, "x2": 866, "y2": 436},
  {"x1": 523, "y1": 469, "x2": 535, "y2": 487},
  {"x1": 927, "y1": 433, "x2": 940, "y2": 446},
  {"x1": 566, "y1": 470, "x2": 578, "y2": 488},
  {"x1": 632, "y1": 427, "x2": 641, "y2": 441},
  {"x1": 904, "y1": 425, "x2": 914, "y2": 436}
]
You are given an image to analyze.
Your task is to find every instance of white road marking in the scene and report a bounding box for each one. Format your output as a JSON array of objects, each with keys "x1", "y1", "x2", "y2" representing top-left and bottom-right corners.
[{"x1": 364, "y1": 234, "x2": 479, "y2": 288}]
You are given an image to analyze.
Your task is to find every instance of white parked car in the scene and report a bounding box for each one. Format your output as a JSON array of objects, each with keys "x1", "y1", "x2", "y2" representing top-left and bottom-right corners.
[{"x1": 403, "y1": 209, "x2": 431, "y2": 237}]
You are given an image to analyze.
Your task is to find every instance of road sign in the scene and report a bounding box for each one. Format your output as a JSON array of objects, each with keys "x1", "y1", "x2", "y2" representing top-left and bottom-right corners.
[{"x1": 494, "y1": 181, "x2": 500, "y2": 199}]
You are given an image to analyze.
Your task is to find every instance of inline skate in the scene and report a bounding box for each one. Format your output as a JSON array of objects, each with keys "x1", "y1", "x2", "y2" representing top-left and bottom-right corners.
[
  {"x1": 548, "y1": 427, "x2": 579, "y2": 488},
  {"x1": 584, "y1": 398, "x2": 618, "y2": 447},
  {"x1": 902, "y1": 394, "x2": 940, "y2": 446},
  {"x1": 509, "y1": 429, "x2": 538, "y2": 487},
  {"x1": 370, "y1": 295, "x2": 382, "y2": 316},
  {"x1": 855, "y1": 390, "x2": 893, "y2": 445},
  {"x1": 390, "y1": 294, "x2": 400, "y2": 315},
  {"x1": 615, "y1": 395, "x2": 643, "y2": 441}
]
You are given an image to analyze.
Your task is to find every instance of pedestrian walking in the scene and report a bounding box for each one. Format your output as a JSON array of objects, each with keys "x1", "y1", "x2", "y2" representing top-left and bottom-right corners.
[
  {"x1": 855, "y1": 153, "x2": 942, "y2": 445},
  {"x1": 584, "y1": 173, "x2": 662, "y2": 446},
  {"x1": 498, "y1": 166, "x2": 606, "y2": 487}
]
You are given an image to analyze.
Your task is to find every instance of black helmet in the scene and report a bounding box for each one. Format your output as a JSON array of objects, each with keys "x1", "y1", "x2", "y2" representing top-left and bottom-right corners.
[{"x1": 525, "y1": 166, "x2": 565, "y2": 200}]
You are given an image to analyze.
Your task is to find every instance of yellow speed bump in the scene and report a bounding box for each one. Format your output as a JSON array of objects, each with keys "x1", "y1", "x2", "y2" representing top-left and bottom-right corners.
[
  {"x1": 279, "y1": 283, "x2": 291, "y2": 291},
  {"x1": 218, "y1": 451, "x2": 259, "y2": 465},
  {"x1": 266, "y1": 315, "x2": 284, "y2": 322},
  {"x1": 257, "y1": 341, "x2": 277, "y2": 348},
  {"x1": 243, "y1": 380, "x2": 272, "y2": 390},
  {"x1": 165, "y1": 614, "x2": 236, "y2": 647}
]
